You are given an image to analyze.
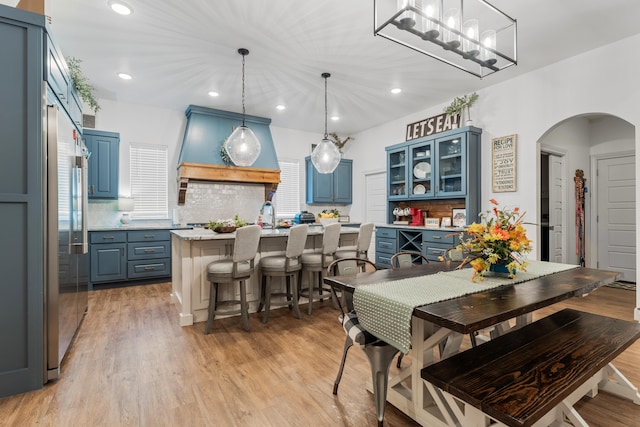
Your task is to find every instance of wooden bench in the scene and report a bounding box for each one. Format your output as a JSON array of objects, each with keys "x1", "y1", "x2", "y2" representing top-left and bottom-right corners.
[{"x1": 421, "y1": 309, "x2": 640, "y2": 427}]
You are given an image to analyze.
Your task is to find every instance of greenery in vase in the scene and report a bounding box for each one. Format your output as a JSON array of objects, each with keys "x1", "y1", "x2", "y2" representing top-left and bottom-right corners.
[
  {"x1": 444, "y1": 92, "x2": 479, "y2": 122},
  {"x1": 456, "y1": 199, "x2": 532, "y2": 282},
  {"x1": 65, "y1": 56, "x2": 100, "y2": 113}
]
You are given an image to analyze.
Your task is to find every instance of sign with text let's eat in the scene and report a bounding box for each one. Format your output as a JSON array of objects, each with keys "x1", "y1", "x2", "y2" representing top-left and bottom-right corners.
[{"x1": 405, "y1": 113, "x2": 460, "y2": 141}]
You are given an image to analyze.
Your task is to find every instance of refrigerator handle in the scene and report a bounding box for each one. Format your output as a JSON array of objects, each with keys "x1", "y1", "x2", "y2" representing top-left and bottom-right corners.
[{"x1": 70, "y1": 154, "x2": 89, "y2": 254}]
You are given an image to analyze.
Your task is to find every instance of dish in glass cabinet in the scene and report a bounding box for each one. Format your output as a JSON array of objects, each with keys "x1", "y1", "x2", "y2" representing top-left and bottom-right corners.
[
  {"x1": 413, "y1": 162, "x2": 431, "y2": 179},
  {"x1": 413, "y1": 184, "x2": 426, "y2": 195}
]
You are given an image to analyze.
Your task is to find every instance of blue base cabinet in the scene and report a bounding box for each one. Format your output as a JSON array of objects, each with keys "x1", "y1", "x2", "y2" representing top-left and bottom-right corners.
[
  {"x1": 89, "y1": 229, "x2": 172, "y2": 287},
  {"x1": 84, "y1": 129, "x2": 120, "y2": 199},
  {"x1": 305, "y1": 158, "x2": 353, "y2": 204}
]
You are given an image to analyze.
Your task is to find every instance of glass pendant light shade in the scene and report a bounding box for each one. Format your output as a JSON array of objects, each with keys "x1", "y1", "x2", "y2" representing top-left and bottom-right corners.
[
  {"x1": 311, "y1": 72, "x2": 341, "y2": 174},
  {"x1": 224, "y1": 125, "x2": 261, "y2": 167},
  {"x1": 224, "y1": 48, "x2": 261, "y2": 167},
  {"x1": 311, "y1": 137, "x2": 341, "y2": 174}
]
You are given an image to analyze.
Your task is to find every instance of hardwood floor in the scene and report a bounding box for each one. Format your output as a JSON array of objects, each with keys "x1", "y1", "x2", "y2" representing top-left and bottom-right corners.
[{"x1": 1, "y1": 283, "x2": 638, "y2": 426}]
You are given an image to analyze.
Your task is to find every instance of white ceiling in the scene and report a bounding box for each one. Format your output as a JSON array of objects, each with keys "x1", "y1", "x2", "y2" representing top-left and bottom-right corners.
[{"x1": 6, "y1": 0, "x2": 640, "y2": 135}]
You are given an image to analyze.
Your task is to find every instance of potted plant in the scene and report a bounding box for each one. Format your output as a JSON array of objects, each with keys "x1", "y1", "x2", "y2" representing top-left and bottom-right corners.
[
  {"x1": 65, "y1": 56, "x2": 101, "y2": 113},
  {"x1": 444, "y1": 92, "x2": 479, "y2": 125}
]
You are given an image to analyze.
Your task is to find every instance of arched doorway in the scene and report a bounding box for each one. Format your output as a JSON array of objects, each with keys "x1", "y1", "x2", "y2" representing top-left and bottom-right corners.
[{"x1": 538, "y1": 114, "x2": 636, "y2": 282}]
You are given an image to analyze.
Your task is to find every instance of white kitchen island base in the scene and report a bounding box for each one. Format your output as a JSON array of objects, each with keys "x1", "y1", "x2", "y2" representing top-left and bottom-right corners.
[{"x1": 171, "y1": 226, "x2": 358, "y2": 326}]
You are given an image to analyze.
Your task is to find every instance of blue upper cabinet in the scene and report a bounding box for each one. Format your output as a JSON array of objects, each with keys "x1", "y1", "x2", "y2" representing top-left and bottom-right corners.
[
  {"x1": 84, "y1": 129, "x2": 120, "y2": 199},
  {"x1": 305, "y1": 157, "x2": 353, "y2": 205},
  {"x1": 386, "y1": 126, "x2": 482, "y2": 222}
]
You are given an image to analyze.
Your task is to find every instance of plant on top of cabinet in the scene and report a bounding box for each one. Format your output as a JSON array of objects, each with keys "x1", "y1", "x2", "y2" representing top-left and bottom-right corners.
[
  {"x1": 65, "y1": 56, "x2": 100, "y2": 113},
  {"x1": 328, "y1": 132, "x2": 353, "y2": 153},
  {"x1": 444, "y1": 92, "x2": 478, "y2": 124}
]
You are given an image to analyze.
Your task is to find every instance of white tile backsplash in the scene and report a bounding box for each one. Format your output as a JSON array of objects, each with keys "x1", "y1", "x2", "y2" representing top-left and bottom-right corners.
[{"x1": 174, "y1": 182, "x2": 265, "y2": 225}]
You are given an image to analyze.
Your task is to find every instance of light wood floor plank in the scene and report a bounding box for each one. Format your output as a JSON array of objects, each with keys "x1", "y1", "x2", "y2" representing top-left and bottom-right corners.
[{"x1": 0, "y1": 283, "x2": 638, "y2": 426}]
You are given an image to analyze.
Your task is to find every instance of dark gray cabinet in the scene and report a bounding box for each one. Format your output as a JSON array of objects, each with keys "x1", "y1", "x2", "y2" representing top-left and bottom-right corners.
[
  {"x1": 375, "y1": 226, "x2": 460, "y2": 268},
  {"x1": 305, "y1": 157, "x2": 353, "y2": 204},
  {"x1": 90, "y1": 229, "x2": 172, "y2": 286},
  {"x1": 84, "y1": 129, "x2": 119, "y2": 199},
  {"x1": 375, "y1": 227, "x2": 397, "y2": 269}
]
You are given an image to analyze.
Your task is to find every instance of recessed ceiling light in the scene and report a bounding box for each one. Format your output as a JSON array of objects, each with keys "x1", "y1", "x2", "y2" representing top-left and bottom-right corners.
[
  {"x1": 276, "y1": 104, "x2": 286, "y2": 110},
  {"x1": 331, "y1": 116, "x2": 340, "y2": 121},
  {"x1": 391, "y1": 88, "x2": 402, "y2": 94},
  {"x1": 208, "y1": 91, "x2": 219, "y2": 97},
  {"x1": 108, "y1": 0, "x2": 133, "y2": 15},
  {"x1": 117, "y1": 72, "x2": 132, "y2": 80}
]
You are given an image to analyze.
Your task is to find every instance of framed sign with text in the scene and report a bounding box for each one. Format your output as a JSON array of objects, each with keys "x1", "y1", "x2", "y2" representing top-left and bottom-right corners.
[{"x1": 491, "y1": 134, "x2": 517, "y2": 192}]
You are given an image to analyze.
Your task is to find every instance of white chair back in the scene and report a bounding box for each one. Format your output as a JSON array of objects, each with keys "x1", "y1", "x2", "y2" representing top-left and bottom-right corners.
[
  {"x1": 233, "y1": 225, "x2": 262, "y2": 263},
  {"x1": 356, "y1": 223, "x2": 374, "y2": 253},
  {"x1": 286, "y1": 224, "x2": 308, "y2": 258},
  {"x1": 322, "y1": 222, "x2": 342, "y2": 255}
]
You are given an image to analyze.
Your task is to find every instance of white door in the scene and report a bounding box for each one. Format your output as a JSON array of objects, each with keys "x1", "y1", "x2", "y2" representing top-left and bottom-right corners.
[
  {"x1": 365, "y1": 171, "x2": 387, "y2": 258},
  {"x1": 548, "y1": 154, "x2": 565, "y2": 263},
  {"x1": 597, "y1": 155, "x2": 636, "y2": 282}
]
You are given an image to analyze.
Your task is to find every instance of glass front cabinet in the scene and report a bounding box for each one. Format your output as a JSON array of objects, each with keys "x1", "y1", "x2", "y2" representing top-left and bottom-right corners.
[{"x1": 385, "y1": 126, "x2": 482, "y2": 221}]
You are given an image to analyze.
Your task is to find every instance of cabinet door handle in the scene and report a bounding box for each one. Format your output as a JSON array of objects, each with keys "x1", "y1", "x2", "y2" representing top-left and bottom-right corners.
[
  {"x1": 144, "y1": 234, "x2": 155, "y2": 238},
  {"x1": 143, "y1": 249, "x2": 155, "y2": 253},
  {"x1": 144, "y1": 266, "x2": 155, "y2": 271},
  {"x1": 432, "y1": 235, "x2": 442, "y2": 239},
  {"x1": 103, "y1": 236, "x2": 115, "y2": 240}
]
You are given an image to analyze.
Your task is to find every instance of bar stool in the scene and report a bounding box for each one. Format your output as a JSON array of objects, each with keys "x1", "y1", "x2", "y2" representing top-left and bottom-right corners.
[
  {"x1": 334, "y1": 222, "x2": 374, "y2": 260},
  {"x1": 204, "y1": 224, "x2": 261, "y2": 334},
  {"x1": 257, "y1": 224, "x2": 309, "y2": 323},
  {"x1": 299, "y1": 222, "x2": 341, "y2": 315}
]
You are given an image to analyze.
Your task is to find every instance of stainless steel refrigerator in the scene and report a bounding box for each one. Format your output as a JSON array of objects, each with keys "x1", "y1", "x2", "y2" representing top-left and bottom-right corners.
[{"x1": 44, "y1": 88, "x2": 89, "y2": 381}]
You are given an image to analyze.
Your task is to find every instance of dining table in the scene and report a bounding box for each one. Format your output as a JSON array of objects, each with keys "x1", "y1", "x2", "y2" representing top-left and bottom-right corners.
[{"x1": 324, "y1": 260, "x2": 621, "y2": 427}]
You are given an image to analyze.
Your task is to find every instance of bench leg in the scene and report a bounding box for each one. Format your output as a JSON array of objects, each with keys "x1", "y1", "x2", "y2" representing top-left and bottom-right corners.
[
  {"x1": 362, "y1": 342, "x2": 400, "y2": 427},
  {"x1": 599, "y1": 363, "x2": 640, "y2": 404}
]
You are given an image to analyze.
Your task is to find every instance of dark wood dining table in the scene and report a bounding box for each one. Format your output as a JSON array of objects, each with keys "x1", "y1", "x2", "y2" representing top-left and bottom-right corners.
[{"x1": 324, "y1": 262, "x2": 621, "y2": 426}]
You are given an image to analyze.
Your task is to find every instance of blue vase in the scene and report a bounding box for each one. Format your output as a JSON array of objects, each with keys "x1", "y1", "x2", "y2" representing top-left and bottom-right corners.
[{"x1": 489, "y1": 262, "x2": 511, "y2": 275}]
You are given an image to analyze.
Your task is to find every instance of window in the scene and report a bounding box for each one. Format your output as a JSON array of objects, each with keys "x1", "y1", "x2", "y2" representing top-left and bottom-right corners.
[
  {"x1": 130, "y1": 144, "x2": 168, "y2": 219},
  {"x1": 273, "y1": 160, "x2": 300, "y2": 218}
]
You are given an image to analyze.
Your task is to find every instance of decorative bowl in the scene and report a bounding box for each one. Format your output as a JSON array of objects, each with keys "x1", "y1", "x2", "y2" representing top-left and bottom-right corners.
[
  {"x1": 213, "y1": 226, "x2": 237, "y2": 233},
  {"x1": 319, "y1": 217, "x2": 339, "y2": 226}
]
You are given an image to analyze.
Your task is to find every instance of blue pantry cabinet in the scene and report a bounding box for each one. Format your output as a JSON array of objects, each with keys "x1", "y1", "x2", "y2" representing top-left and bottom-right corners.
[
  {"x1": 305, "y1": 157, "x2": 353, "y2": 204},
  {"x1": 84, "y1": 129, "x2": 120, "y2": 199},
  {"x1": 0, "y1": 4, "x2": 86, "y2": 397}
]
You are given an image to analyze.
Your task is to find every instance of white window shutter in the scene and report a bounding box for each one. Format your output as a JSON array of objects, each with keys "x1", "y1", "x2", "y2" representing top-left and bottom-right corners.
[{"x1": 130, "y1": 144, "x2": 168, "y2": 219}]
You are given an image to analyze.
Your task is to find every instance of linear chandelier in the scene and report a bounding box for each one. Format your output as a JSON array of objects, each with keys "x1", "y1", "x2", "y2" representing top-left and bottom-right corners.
[{"x1": 374, "y1": 0, "x2": 517, "y2": 78}]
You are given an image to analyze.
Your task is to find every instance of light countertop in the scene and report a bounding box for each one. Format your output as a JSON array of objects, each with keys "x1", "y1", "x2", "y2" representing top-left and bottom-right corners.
[{"x1": 171, "y1": 225, "x2": 358, "y2": 241}]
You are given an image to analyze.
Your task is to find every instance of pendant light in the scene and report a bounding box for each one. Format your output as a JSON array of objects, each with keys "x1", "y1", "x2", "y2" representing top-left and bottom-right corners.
[
  {"x1": 311, "y1": 72, "x2": 341, "y2": 174},
  {"x1": 224, "y1": 48, "x2": 261, "y2": 167}
]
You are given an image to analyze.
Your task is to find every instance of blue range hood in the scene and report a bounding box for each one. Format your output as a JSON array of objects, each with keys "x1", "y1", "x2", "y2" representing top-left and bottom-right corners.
[{"x1": 177, "y1": 105, "x2": 280, "y2": 204}]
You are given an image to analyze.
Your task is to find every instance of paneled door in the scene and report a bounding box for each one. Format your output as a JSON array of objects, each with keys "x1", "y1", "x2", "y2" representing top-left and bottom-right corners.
[
  {"x1": 548, "y1": 154, "x2": 565, "y2": 263},
  {"x1": 597, "y1": 155, "x2": 636, "y2": 282}
]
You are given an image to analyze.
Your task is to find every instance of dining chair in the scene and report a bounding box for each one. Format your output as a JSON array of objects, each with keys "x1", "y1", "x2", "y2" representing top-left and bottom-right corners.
[
  {"x1": 256, "y1": 224, "x2": 308, "y2": 323},
  {"x1": 204, "y1": 224, "x2": 261, "y2": 334},
  {"x1": 390, "y1": 250, "x2": 429, "y2": 270},
  {"x1": 334, "y1": 222, "x2": 374, "y2": 260},
  {"x1": 299, "y1": 222, "x2": 341, "y2": 315},
  {"x1": 326, "y1": 257, "x2": 399, "y2": 427}
]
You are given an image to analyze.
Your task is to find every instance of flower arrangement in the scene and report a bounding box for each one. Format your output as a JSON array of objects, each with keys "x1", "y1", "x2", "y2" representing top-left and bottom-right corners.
[{"x1": 457, "y1": 199, "x2": 532, "y2": 282}]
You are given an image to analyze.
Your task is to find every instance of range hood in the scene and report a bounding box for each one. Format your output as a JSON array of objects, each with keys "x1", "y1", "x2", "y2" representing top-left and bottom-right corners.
[{"x1": 177, "y1": 105, "x2": 280, "y2": 204}]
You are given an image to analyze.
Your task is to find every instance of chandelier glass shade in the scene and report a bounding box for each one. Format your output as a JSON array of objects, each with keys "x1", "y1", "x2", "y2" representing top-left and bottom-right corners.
[
  {"x1": 224, "y1": 48, "x2": 261, "y2": 167},
  {"x1": 311, "y1": 72, "x2": 341, "y2": 174},
  {"x1": 374, "y1": 0, "x2": 517, "y2": 78}
]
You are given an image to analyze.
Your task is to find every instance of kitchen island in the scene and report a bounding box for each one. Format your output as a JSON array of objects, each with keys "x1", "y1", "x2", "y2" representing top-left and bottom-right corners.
[{"x1": 170, "y1": 225, "x2": 359, "y2": 326}]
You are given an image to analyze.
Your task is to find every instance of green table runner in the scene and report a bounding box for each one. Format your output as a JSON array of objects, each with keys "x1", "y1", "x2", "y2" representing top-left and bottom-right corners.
[{"x1": 352, "y1": 261, "x2": 578, "y2": 354}]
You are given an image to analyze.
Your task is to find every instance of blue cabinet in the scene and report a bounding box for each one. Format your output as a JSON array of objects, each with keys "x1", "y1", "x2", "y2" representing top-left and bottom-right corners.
[
  {"x1": 375, "y1": 227, "x2": 397, "y2": 269},
  {"x1": 385, "y1": 126, "x2": 482, "y2": 224},
  {"x1": 90, "y1": 229, "x2": 172, "y2": 286},
  {"x1": 90, "y1": 232, "x2": 127, "y2": 283},
  {"x1": 305, "y1": 157, "x2": 353, "y2": 204},
  {"x1": 84, "y1": 129, "x2": 119, "y2": 199}
]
